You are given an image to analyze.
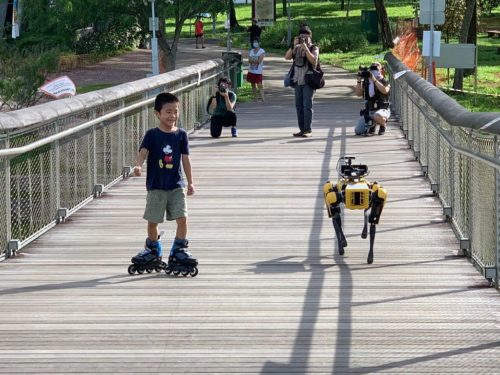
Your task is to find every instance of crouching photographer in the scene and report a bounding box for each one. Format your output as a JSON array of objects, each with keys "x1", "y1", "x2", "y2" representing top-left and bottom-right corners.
[
  {"x1": 354, "y1": 62, "x2": 390, "y2": 135},
  {"x1": 207, "y1": 77, "x2": 238, "y2": 138}
]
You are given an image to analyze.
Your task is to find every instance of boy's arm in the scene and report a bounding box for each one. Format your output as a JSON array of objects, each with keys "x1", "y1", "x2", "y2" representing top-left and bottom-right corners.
[
  {"x1": 134, "y1": 148, "x2": 148, "y2": 176},
  {"x1": 182, "y1": 153, "x2": 195, "y2": 195}
]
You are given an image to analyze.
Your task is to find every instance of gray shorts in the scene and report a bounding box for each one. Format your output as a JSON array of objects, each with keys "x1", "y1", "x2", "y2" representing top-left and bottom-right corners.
[
  {"x1": 374, "y1": 108, "x2": 391, "y2": 120},
  {"x1": 143, "y1": 188, "x2": 187, "y2": 223}
]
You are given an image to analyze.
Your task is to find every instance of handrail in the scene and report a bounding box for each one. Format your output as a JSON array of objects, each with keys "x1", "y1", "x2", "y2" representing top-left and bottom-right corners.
[
  {"x1": 0, "y1": 69, "x2": 222, "y2": 158},
  {"x1": 384, "y1": 52, "x2": 500, "y2": 133}
]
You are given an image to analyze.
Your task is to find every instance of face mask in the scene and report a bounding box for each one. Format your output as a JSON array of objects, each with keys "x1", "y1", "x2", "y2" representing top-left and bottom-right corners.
[{"x1": 252, "y1": 42, "x2": 259, "y2": 48}]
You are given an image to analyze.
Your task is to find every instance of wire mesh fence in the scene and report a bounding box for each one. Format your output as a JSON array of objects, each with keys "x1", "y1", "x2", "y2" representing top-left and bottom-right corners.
[
  {"x1": 0, "y1": 59, "x2": 227, "y2": 259},
  {"x1": 386, "y1": 53, "x2": 500, "y2": 288}
]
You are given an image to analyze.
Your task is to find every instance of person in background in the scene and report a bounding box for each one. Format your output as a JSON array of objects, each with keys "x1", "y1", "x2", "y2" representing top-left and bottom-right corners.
[
  {"x1": 247, "y1": 38, "x2": 265, "y2": 102},
  {"x1": 207, "y1": 77, "x2": 238, "y2": 138},
  {"x1": 354, "y1": 61, "x2": 390, "y2": 135},
  {"x1": 284, "y1": 26, "x2": 319, "y2": 137},
  {"x1": 246, "y1": 19, "x2": 262, "y2": 48},
  {"x1": 194, "y1": 16, "x2": 205, "y2": 49}
]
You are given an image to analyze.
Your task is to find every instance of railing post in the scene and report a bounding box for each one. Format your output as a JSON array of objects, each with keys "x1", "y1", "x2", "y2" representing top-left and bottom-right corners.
[
  {"x1": 496, "y1": 135, "x2": 500, "y2": 288},
  {"x1": 4, "y1": 135, "x2": 12, "y2": 257}
]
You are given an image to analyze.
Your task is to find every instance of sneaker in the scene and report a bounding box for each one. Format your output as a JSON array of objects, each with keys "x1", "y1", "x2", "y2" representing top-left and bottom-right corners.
[
  {"x1": 378, "y1": 126, "x2": 386, "y2": 135},
  {"x1": 293, "y1": 131, "x2": 304, "y2": 137},
  {"x1": 302, "y1": 131, "x2": 312, "y2": 137},
  {"x1": 231, "y1": 127, "x2": 238, "y2": 137},
  {"x1": 367, "y1": 126, "x2": 376, "y2": 134},
  {"x1": 202, "y1": 46, "x2": 206, "y2": 49}
]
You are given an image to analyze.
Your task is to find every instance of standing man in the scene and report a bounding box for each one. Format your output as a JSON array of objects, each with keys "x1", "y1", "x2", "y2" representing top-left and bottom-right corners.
[
  {"x1": 194, "y1": 16, "x2": 205, "y2": 49},
  {"x1": 246, "y1": 19, "x2": 262, "y2": 48}
]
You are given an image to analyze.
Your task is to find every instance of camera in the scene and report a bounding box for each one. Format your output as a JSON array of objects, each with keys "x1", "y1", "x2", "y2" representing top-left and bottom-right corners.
[
  {"x1": 218, "y1": 83, "x2": 227, "y2": 93},
  {"x1": 298, "y1": 36, "x2": 305, "y2": 44},
  {"x1": 357, "y1": 66, "x2": 371, "y2": 79}
]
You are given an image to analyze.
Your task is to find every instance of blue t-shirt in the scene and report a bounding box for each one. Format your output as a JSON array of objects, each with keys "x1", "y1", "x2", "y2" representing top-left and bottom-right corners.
[{"x1": 140, "y1": 127, "x2": 189, "y2": 191}]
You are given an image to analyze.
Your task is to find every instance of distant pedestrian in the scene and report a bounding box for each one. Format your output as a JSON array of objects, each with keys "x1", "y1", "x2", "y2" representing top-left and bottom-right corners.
[
  {"x1": 284, "y1": 26, "x2": 319, "y2": 137},
  {"x1": 246, "y1": 19, "x2": 262, "y2": 48},
  {"x1": 194, "y1": 16, "x2": 205, "y2": 49},
  {"x1": 247, "y1": 39, "x2": 265, "y2": 102}
]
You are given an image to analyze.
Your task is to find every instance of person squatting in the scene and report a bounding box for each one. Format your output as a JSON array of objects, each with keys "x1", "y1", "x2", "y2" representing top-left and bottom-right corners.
[
  {"x1": 354, "y1": 62, "x2": 391, "y2": 136},
  {"x1": 207, "y1": 77, "x2": 238, "y2": 138}
]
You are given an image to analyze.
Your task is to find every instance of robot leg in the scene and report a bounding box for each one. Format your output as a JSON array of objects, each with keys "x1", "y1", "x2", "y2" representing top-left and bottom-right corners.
[
  {"x1": 366, "y1": 184, "x2": 387, "y2": 264},
  {"x1": 331, "y1": 206, "x2": 347, "y2": 255}
]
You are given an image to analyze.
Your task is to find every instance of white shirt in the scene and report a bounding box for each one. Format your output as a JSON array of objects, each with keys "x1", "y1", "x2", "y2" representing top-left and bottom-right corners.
[{"x1": 248, "y1": 48, "x2": 265, "y2": 75}]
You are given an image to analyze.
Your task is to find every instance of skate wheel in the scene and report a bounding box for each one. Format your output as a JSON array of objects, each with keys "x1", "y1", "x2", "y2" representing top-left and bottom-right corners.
[
  {"x1": 173, "y1": 269, "x2": 181, "y2": 276},
  {"x1": 127, "y1": 265, "x2": 137, "y2": 275},
  {"x1": 137, "y1": 268, "x2": 145, "y2": 274},
  {"x1": 182, "y1": 270, "x2": 189, "y2": 277},
  {"x1": 165, "y1": 266, "x2": 173, "y2": 275},
  {"x1": 146, "y1": 268, "x2": 153, "y2": 273},
  {"x1": 155, "y1": 266, "x2": 163, "y2": 272},
  {"x1": 190, "y1": 267, "x2": 199, "y2": 277}
]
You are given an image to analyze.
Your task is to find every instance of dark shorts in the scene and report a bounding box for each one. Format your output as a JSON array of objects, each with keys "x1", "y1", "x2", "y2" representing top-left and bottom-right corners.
[
  {"x1": 195, "y1": 33, "x2": 204, "y2": 37},
  {"x1": 246, "y1": 72, "x2": 263, "y2": 84}
]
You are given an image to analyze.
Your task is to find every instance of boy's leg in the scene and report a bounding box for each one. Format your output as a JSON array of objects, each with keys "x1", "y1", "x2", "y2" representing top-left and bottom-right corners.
[
  {"x1": 147, "y1": 221, "x2": 160, "y2": 243},
  {"x1": 201, "y1": 35, "x2": 205, "y2": 48}
]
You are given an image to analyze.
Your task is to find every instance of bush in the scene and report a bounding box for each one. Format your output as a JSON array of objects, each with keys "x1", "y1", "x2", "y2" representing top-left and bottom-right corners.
[{"x1": 0, "y1": 43, "x2": 59, "y2": 110}]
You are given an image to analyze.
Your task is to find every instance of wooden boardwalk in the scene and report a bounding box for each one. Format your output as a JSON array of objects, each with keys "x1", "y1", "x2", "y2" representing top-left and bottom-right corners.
[{"x1": 0, "y1": 55, "x2": 499, "y2": 374}]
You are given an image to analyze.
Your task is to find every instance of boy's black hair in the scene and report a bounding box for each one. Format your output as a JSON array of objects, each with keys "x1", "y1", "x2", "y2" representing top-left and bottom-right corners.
[
  {"x1": 217, "y1": 76, "x2": 232, "y2": 86},
  {"x1": 154, "y1": 92, "x2": 179, "y2": 112}
]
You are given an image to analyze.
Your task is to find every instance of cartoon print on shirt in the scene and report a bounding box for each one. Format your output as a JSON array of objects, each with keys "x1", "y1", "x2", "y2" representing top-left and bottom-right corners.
[{"x1": 159, "y1": 144, "x2": 174, "y2": 169}]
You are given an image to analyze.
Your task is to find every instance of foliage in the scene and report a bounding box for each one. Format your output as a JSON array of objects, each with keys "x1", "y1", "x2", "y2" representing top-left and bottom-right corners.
[{"x1": 0, "y1": 43, "x2": 59, "y2": 110}]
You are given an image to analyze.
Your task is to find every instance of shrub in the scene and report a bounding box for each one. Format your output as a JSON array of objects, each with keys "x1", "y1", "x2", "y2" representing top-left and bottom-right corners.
[{"x1": 0, "y1": 43, "x2": 59, "y2": 110}]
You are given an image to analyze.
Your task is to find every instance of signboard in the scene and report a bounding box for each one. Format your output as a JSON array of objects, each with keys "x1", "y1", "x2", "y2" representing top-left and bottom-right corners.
[
  {"x1": 420, "y1": 0, "x2": 445, "y2": 12},
  {"x1": 419, "y1": 11, "x2": 445, "y2": 25},
  {"x1": 39, "y1": 76, "x2": 77, "y2": 99},
  {"x1": 254, "y1": 0, "x2": 275, "y2": 26},
  {"x1": 149, "y1": 17, "x2": 159, "y2": 31},
  {"x1": 429, "y1": 44, "x2": 476, "y2": 69},
  {"x1": 422, "y1": 30, "x2": 442, "y2": 57}
]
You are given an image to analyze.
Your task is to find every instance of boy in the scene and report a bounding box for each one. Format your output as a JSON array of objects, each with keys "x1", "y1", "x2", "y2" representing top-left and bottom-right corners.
[{"x1": 131, "y1": 92, "x2": 197, "y2": 274}]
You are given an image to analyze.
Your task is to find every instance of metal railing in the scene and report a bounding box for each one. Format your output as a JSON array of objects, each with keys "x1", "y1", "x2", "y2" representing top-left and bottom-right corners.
[
  {"x1": 385, "y1": 52, "x2": 500, "y2": 288},
  {"x1": 0, "y1": 58, "x2": 228, "y2": 260}
]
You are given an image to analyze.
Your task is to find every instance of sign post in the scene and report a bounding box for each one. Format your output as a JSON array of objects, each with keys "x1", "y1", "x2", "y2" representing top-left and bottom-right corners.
[
  {"x1": 149, "y1": 0, "x2": 159, "y2": 76},
  {"x1": 419, "y1": 0, "x2": 445, "y2": 84}
]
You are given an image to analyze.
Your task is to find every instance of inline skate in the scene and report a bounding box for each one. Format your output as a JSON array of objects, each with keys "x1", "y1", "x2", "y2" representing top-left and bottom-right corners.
[
  {"x1": 165, "y1": 238, "x2": 198, "y2": 277},
  {"x1": 128, "y1": 237, "x2": 166, "y2": 275}
]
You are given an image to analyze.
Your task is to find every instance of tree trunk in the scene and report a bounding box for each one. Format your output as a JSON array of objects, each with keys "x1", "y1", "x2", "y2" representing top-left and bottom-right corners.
[
  {"x1": 464, "y1": 3, "x2": 476, "y2": 77},
  {"x1": 229, "y1": 0, "x2": 240, "y2": 31},
  {"x1": 452, "y1": 0, "x2": 475, "y2": 90},
  {"x1": 156, "y1": 17, "x2": 181, "y2": 72},
  {"x1": 340, "y1": 0, "x2": 345, "y2": 11},
  {"x1": 283, "y1": 0, "x2": 287, "y2": 17},
  {"x1": 373, "y1": 0, "x2": 394, "y2": 48}
]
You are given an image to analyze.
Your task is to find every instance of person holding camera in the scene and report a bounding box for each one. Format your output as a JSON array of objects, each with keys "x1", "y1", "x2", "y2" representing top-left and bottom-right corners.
[
  {"x1": 284, "y1": 26, "x2": 319, "y2": 137},
  {"x1": 207, "y1": 77, "x2": 238, "y2": 138},
  {"x1": 355, "y1": 62, "x2": 390, "y2": 135}
]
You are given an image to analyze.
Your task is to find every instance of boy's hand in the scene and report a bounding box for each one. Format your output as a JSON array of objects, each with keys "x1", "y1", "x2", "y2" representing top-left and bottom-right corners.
[
  {"x1": 133, "y1": 166, "x2": 142, "y2": 176},
  {"x1": 187, "y1": 183, "x2": 195, "y2": 196}
]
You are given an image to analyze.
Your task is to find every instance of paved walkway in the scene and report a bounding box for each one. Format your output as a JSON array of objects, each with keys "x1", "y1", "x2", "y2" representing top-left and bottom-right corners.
[{"x1": 1, "y1": 39, "x2": 499, "y2": 374}]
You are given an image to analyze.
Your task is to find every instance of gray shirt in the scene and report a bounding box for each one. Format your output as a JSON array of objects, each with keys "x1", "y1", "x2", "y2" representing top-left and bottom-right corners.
[{"x1": 292, "y1": 45, "x2": 319, "y2": 86}]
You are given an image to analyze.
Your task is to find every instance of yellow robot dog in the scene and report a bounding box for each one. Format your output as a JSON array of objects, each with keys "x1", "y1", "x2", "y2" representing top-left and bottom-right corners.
[{"x1": 323, "y1": 156, "x2": 387, "y2": 264}]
